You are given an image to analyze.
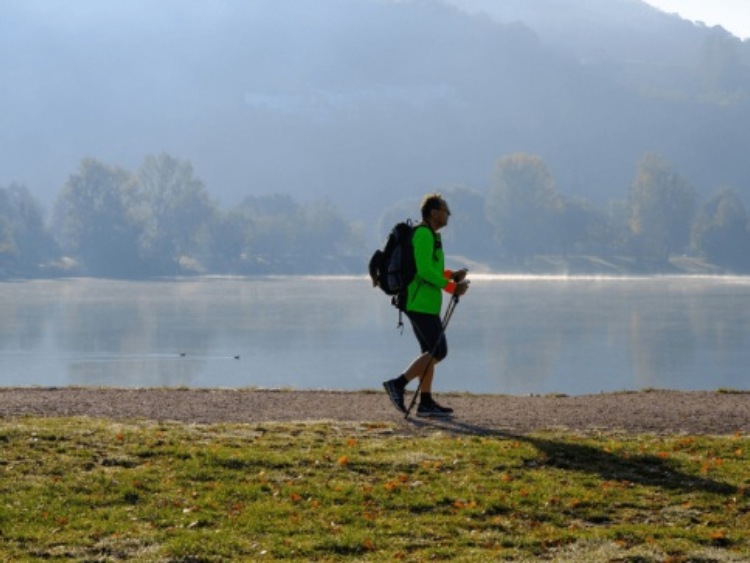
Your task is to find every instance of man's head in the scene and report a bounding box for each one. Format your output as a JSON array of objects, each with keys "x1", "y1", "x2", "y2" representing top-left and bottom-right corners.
[{"x1": 421, "y1": 193, "x2": 451, "y2": 230}]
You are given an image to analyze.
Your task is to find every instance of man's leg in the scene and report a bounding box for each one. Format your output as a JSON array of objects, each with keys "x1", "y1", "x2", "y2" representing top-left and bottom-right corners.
[
  {"x1": 403, "y1": 315, "x2": 452, "y2": 417},
  {"x1": 403, "y1": 352, "x2": 436, "y2": 393},
  {"x1": 384, "y1": 312, "x2": 447, "y2": 415}
]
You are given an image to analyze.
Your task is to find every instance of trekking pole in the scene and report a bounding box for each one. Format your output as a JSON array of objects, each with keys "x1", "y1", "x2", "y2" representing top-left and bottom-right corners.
[{"x1": 404, "y1": 293, "x2": 460, "y2": 419}]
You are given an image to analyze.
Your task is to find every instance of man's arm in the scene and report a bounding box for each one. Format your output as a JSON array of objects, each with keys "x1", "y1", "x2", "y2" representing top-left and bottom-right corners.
[{"x1": 413, "y1": 228, "x2": 454, "y2": 291}]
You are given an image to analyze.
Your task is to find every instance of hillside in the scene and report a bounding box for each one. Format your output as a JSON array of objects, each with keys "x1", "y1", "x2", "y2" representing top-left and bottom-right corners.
[{"x1": 2, "y1": 0, "x2": 749, "y2": 223}]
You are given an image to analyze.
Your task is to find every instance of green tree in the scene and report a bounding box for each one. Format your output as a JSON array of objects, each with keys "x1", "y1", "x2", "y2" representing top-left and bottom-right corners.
[
  {"x1": 486, "y1": 153, "x2": 563, "y2": 261},
  {"x1": 51, "y1": 159, "x2": 143, "y2": 277},
  {"x1": 606, "y1": 200, "x2": 634, "y2": 255},
  {"x1": 206, "y1": 209, "x2": 250, "y2": 273},
  {"x1": 133, "y1": 153, "x2": 217, "y2": 274},
  {"x1": 236, "y1": 194, "x2": 299, "y2": 266},
  {"x1": 0, "y1": 184, "x2": 57, "y2": 276},
  {"x1": 691, "y1": 187, "x2": 750, "y2": 270},
  {"x1": 555, "y1": 196, "x2": 613, "y2": 256},
  {"x1": 225, "y1": 194, "x2": 365, "y2": 274},
  {"x1": 433, "y1": 185, "x2": 496, "y2": 263},
  {"x1": 628, "y1": 153, "x2": 695, "y2": 264}
]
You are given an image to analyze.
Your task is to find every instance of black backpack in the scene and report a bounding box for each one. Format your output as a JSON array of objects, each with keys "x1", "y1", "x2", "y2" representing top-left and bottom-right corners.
[{"x1": 368, "y1": 220, "x2": 418, "y2": 313}]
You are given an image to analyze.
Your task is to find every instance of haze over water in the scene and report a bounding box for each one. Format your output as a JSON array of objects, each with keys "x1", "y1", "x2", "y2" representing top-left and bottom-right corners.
[{"x1": 2, "y1": 276, "x2": 748, "y2": 395}]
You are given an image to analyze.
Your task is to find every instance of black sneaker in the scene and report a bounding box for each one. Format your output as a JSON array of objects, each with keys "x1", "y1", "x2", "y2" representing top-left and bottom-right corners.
[
  {"x1": 383, "y1": 379, "x2": 406, "y2": 414},
  {"x1": 416, "y1": 401, "x2": 454, "y2": 418}
]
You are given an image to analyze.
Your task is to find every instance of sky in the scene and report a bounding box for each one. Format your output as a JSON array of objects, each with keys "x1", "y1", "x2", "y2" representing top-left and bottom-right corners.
[{"x1": 643, "y1": 0, "x2": 750, "y2": 40}]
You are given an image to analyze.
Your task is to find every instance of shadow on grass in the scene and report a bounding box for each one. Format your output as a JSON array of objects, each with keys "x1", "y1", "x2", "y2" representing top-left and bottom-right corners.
[{"x1": 409, "y1": 418, "x2": 737, "y2": 496}]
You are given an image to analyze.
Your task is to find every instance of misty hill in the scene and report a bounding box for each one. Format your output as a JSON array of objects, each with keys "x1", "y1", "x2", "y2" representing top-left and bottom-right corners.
[
  {"x1": 2, "y1": 0, "x2": 749, "y2": 225},
  {"x1": 450, "y1": 0, "x2": 748, "y2": 65}
]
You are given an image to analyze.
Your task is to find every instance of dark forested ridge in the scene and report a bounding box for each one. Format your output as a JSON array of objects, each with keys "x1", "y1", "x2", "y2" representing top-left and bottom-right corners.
[{"x1": 2, "y1": 0, "x2": 749, "y2": 277}]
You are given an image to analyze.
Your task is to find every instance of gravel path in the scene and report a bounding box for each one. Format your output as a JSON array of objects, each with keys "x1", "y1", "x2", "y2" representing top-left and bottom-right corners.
[{"x1": 2, "y1": 387, "x2": 749, "y2": 436}]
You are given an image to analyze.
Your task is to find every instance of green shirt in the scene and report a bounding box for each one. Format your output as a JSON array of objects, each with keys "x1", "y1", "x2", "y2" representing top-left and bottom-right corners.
[{"x1": 406, "y1": 225, "x2": 451, "y2": 315}]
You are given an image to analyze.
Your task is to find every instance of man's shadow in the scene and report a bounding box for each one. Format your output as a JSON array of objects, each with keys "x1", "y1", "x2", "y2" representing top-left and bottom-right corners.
[{"x1": 408, "y1": 418, "x2": 737, "y2": 495}]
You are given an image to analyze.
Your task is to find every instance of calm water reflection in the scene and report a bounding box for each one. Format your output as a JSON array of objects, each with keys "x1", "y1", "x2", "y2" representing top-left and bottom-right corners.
[{"x1": 1, "y1": 276, "x2": 749, "y2": 395}]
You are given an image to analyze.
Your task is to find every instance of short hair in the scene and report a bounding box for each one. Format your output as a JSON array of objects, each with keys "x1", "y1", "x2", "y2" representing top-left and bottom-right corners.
[{"x1": 420, "y1": 193, "x2": 445, "y2": 221}]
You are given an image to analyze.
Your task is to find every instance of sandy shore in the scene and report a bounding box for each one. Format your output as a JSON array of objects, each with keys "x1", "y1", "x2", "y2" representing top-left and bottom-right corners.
[{"x1": 1, "y1": 387, "x2": 749, "y2": 436}]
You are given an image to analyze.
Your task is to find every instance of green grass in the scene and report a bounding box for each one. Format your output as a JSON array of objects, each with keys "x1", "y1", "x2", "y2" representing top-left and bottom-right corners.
[{"x1": 1, "y1": 418, "x2": 749, "y2": 561}]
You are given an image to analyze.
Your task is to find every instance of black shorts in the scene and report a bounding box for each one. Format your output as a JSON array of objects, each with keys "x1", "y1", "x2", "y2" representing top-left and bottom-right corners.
[{"x1": 406, "y1": 311, "x2": 448, "y2": 362}]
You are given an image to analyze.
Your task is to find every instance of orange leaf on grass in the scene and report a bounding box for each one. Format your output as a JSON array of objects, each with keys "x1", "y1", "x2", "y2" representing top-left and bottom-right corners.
[
  {"x1": 362, "y1": 538, "x2": 377, "y2": 551},
  {"x1": 384, "y1": 480, "x2": 400, "y2": 492}
]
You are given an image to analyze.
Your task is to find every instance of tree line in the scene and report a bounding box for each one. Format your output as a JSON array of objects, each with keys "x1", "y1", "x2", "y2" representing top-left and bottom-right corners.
[
  {"x1": 439, "y1": 152, "x2": 750, "y2": 273},
  {"x1": 1, "y1": 154, "x2": 365, "y2": 278},
  {"x1": 2, "y1": 151, "x2": 749, "y2": 278}
]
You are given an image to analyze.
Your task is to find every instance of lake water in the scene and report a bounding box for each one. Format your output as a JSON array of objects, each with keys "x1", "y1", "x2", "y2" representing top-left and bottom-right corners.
[{"x1": 1, "y1": 276, "x2": 749, "y2": 395}]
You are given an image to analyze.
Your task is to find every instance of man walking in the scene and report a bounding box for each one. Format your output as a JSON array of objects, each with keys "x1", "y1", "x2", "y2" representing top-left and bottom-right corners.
[{"x1": 383, "y1": 193, "x2": 469, "y2": 418}]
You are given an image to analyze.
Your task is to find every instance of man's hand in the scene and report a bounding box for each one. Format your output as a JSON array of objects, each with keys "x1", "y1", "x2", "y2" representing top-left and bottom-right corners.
[
  {"x1": 452, "y1": 268, "x2": 468, "y2": 283},
  {"x1": 454, "y1": 279, "x2": 470, "y2": 297}
]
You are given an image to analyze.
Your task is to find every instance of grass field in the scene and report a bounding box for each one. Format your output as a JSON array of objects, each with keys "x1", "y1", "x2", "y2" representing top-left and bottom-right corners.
[{"x1": 1, "y1": 417, "x2": 748, "y2": 561}]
